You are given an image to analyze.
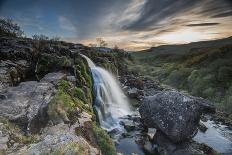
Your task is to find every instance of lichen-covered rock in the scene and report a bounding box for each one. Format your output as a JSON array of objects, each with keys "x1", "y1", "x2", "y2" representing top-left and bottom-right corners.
[
  {"x1": 14, "y1": 122, "x2": 100, "y2": 155},
  {"x1": 0, "y1": 60, "x2": 31, "y2": 90},
  {"x1": 139, "y1": 90, "x2": 215, "y2": 143},
  {"x1": 0, "y1": 122, "x2": 9, "y2": 152},
  {"x1": 0, "y1": 73, "x2": 67, "y2": 132}
]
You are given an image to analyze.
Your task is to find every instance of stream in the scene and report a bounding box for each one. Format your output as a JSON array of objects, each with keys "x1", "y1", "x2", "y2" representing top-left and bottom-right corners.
[{"x1": 82, "y1": 54, "x2": 232, "y2": 155}]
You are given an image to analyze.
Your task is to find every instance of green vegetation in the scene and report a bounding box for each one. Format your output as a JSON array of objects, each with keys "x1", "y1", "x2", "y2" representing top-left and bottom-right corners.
[
  {"x1": 0, "y1": 18, "x2": 24, "y2": 37},
  {"x1": 48, "y1": 80, "x2": 93, "y2": 124},
  {"x1": 36, "y1": 54, "x2": 72, "y2": 75},
  {"x1": 92, "y1": 123, "x2": 116, "y2": 155},
  {"x1": 129, "y1": 43, "x2": 232, "y2": 114}
]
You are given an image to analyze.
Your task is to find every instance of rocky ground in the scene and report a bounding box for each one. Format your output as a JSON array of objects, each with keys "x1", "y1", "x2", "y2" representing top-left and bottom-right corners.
[{"x1": 0, "y1": 36, "x2": 119, "y2": 155}]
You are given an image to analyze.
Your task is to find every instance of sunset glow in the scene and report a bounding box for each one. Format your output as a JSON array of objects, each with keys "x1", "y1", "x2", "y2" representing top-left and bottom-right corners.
[{"x1": 0, "y1": 0, "x2": 231, "y2": 50}]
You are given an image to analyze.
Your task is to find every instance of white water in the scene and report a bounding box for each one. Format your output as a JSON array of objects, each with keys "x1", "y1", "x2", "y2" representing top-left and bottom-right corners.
[{"x1": 81, "y1": 54, "x2": 132, "y2": 130}]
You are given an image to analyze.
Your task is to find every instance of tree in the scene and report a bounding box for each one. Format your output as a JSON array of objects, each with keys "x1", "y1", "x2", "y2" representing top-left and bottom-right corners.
[
  {"x1": 89, "y1": 43, "x2": 97, "y2": 47},
  {"x1": 50, "y1": 36, "x2": 60, "y2": 42},
  {"x1": 0, "y1": 18, "x2": 24, "y2": 37},
  {"x1": 96, "y1": 37, "x2": 107, "y2": 47},
  {"x1": 32, "y1": 34, "x2": 49, "y2": 41}
]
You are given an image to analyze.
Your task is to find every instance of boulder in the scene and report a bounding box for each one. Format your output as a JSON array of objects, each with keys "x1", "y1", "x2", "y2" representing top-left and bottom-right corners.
[
  {"x1": 139, "y1": 90, "x2": 215, "y2": 143},
  {"x1": 14, "y1": 123, "x2": 99, "y2": 155},
  {"x1": 0, "y1": 73, "x2": 66, "y2": 132}
]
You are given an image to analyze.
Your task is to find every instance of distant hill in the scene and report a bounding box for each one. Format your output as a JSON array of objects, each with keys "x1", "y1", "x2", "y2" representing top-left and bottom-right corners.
[
  {"x1": 132, "y1": 36, "x2": 232, "y2": 59},
  {"x1": 126, "y1": 37, "x2": 232, "y2": 115}
]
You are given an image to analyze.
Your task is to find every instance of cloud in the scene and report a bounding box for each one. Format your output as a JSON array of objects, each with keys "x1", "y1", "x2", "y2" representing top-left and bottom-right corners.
[
  {"x1": 186, "y1": 23, "x2": 220, "y2": 27},
  {"x1": 0, "y1": 0, "x2": 232, "y2": 50},
  {"x1": 211, "y1": 11, "x2": 232, "y2": 18},
  {"x1": 58, "y1": 16, "x2": 76, "y2": 31}
]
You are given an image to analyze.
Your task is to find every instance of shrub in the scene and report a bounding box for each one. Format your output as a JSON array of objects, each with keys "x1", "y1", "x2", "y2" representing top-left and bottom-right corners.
[
  {"x1": 217, "y1": 66, "x2": 232, "y2": 82},
  {"x1": 0, "y1": 18, "x2": 24, "y2": 37}
]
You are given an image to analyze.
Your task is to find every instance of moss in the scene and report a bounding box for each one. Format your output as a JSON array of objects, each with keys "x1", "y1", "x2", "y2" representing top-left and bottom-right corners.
[
  {"x1": 92, "y1": 123, "x2": 116, "y2": 155},
  {"x1": 48, "y1": 80, "x2": 94, "y2": 124},
  {"x1": 51, "y1": 142, "x2": 86, "y2": 155},
  {"x1": 74, "y1": 57, "x2": 94, "y2": 106},
  {"x1": 73, "y1": 87, "x2": 87, "y2": 104}
]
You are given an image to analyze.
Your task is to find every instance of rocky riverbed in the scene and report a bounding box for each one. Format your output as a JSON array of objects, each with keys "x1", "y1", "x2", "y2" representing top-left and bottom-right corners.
[{"x1": 115, "y1": 74, "x2": 232, "y2": 155}]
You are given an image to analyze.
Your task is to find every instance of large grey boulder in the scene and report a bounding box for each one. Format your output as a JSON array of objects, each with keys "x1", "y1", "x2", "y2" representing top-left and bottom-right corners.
[
  {"x1": 139, "y1": 90, "x2": 215, "y2": 143},
  {"x1": 12, "y1": 114, "x2": 99, "y2": 155},
  {"x1": 0, "y1": 73, "x2": 66, "y2": 132}
]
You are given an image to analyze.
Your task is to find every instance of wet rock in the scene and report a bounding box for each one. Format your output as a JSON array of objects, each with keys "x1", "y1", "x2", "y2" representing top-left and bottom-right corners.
[
  {"x1": 143, "y1": 141, "x2": 158, "y2": 155},
  {"x1": 153, "y1": 131, "x2": 217, "y2": 155},
  {"x1": 120, "y1": 120, "x2": 136, "y2": 132},
  {"x1": 198, "y1": 122, "x2": 208, "y2": 133},
  {"x1": 139, "y1": 90, "x2": 215, "y2": 143}
]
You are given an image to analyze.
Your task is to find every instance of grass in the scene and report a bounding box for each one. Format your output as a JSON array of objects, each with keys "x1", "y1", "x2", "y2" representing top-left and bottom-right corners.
[{"x1": 128, "y1": 43, "x2": 232, "y2": 115}]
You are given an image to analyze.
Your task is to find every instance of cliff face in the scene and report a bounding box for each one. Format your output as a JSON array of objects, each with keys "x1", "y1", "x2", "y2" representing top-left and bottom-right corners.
[{"x1": 0, "y1": 36, "x2": 117, "y2": 155}]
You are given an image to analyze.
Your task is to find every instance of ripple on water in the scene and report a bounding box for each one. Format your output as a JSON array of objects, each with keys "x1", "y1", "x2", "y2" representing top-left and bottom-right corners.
[{"x1": 194, "y1": 120, "x2": 232, "y2": 153}]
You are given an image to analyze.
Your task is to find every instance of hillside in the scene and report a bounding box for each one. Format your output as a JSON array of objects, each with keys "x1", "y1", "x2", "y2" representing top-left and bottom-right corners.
[{"x1": 127, "y1": 37, "x2": 232, "y2": 115}]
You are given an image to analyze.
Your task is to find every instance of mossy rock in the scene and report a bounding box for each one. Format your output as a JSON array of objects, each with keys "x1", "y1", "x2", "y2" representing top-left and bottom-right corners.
[
  {"x1": 48, "y1": 80, "x2": 94, "y2": 124},
  {"x1": 92, "y1": 123, "x2": 116, "y2": 155}
]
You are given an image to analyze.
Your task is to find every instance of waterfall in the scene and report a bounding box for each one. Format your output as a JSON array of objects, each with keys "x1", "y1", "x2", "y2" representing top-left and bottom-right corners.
[{"x1": 81, "y1": 54, "x2": 131, "y2": 130}]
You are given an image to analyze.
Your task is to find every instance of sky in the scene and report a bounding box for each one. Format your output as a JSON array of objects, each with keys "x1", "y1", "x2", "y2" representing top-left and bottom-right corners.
[{"x1": 0, "y1": 0, "x2": 232, "y2": 51}]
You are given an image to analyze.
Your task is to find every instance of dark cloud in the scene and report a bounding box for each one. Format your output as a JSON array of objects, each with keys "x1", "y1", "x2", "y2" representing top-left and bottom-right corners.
[
  {"x1": 186, "y1": 23, "x2": 220, "y2": 27},
  {"x1": 123, "y1": 0, "x2": 232, "y2": 31},
  {"x1": 123, "y1": 0, "x2": 199, "y2": 31},
  {"x1": 211, "y1": 11, "x2": 232, "y2": 18}
]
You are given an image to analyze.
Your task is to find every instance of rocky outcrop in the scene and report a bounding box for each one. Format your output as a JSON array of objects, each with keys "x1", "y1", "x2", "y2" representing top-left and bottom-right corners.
[
  {"x1": 0, "y1": 73, "x2": 66, "y2": 132},
  {"x1": 139, "y1": 90, "x2": 215, "y2": 143},
  {"x1": 0, "y1": 60, "x2": 31, "y2": 90},
  {"x1": 14, "y1": 116, "x2": 99, "y2": 155}
]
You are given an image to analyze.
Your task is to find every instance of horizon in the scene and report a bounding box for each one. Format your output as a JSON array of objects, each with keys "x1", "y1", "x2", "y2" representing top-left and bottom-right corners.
[{"x1": 0, "y1": 0, "x2": 232, "y2": 51}]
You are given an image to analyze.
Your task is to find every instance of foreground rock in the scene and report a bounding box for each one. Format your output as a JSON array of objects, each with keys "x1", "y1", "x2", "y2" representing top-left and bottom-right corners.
[
  {"x1": 139, "y1": 90, "x2": 215, "y2": 143},
  {"x1": 153, "y1": 131, "x2": 217, "y2": 155},
  {"x1": 14, "y1": 114, "x2": 99, "y2": 155},
  {"x1": 0, "y1": 72, "x2": 65, "y2": 132}
]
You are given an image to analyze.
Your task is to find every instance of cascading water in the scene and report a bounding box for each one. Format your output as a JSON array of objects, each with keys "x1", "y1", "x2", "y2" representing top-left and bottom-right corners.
[{"x1": 81, "y1": 54, "x2": 132, "y2": 130}]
